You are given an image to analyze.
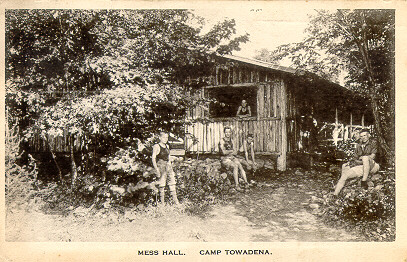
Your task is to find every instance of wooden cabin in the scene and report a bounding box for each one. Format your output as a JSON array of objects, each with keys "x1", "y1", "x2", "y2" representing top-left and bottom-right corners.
[{"x1": 184, "y1": 54, "x2": 372, "y2": 171}]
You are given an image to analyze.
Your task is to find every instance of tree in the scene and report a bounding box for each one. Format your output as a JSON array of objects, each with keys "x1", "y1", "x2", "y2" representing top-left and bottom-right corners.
[
  {"x1": 6, "y1": 9, "x2": 249, "y2": 186},
  {"x1": 256, "y1": 9, "x2": 395, "y2": 165}
]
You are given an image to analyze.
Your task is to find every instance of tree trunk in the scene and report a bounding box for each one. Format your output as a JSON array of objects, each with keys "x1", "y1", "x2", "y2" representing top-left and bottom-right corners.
[
  {"x1": 340, "y1": 11, "x2": 395, "y2": 166},
  {"x1": 369, "y1": 93, "x2": 395, "y2": 165}
]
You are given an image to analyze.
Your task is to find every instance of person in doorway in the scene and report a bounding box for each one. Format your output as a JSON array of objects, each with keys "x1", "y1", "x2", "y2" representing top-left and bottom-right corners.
[
  {"x1": 220, "y1": 126, "x2": 249, "y2": 190},
  {"x1": 236, "y1": 99, "x2": 252, "y2": 117},
  {"x1": 152, "y1": 131, "x2": 179, "y2": 205},
  {"x1": 334, "y1": 129, "x2": 380, "y2": 195}
]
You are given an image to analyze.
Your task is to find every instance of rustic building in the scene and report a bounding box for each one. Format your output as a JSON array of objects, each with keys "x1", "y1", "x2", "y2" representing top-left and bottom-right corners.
[{"x1": 184, "y1": 54, "x2": 372, "y2": 170}]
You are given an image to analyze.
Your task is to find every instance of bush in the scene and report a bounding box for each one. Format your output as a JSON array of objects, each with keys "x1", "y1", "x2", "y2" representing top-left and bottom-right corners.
[
  {"x1": 321, "y1": 170, "x2": 395, "y2": 241},
  {"x1": 5, "y1": 121, "x2": 40, "y2": 211},
  {"x1": 173, "y1": 157, "x2": 236, "y2": 215},
  {"x1": 5, "y1": 155, "x2": 39, "y2": 210}
]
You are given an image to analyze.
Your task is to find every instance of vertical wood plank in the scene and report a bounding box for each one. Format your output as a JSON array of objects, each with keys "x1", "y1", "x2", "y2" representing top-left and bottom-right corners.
[
  {"x1": 200, "y1": 122, "x2": 205, "y2": 153},
  {"x1": 265, "y1": 84, "x2": 271, "y2": 118},
  {"x1": 254, "y1": 121, "x2": 258, "y2": 152},
  {"x1": 259, "y1": 120, "x2": 264, "y2": 152},
  {"x1": 271, "y1": 120, "x2": 275, "y2": 152},
  {"x1": 268, "y1": 120, "x2": 273, "y2": 152},
  {"x1": 193, "y1": 122, "x2": 200, "y2": 153},
  {"x1": 257, "y1": 85, "x2": 265, "y2": 119},
  {"x1": 202, "y1": 122, "x2": 206, "y2": 152},
  {"x1": 277, "y1": 79, "x2": 288, "y2": 171},
  {"x1": 350, "y1": 113, "x2": 353, "y2": 139},
  {"x1": 215, "y1": 66, "x2": 219, "y2": 86},
  {"x1": 276, "y1": 80, "x2": 281, "y2": 118}
]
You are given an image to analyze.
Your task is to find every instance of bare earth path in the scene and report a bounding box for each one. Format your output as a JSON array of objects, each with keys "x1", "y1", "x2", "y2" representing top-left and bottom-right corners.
[{"x1": 6, "y1": 169, "x2": 364, "y2": 242}]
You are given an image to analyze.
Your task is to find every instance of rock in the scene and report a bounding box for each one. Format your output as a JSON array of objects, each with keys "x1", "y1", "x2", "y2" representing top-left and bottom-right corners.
[
  {"x1": 111, "y1": 185, "x2": 126, "y2": 195},
  {"x1": 276, "y1": 187, "x2": 285, "y2": 192},
  {"x1": 309, "y1": 203, "x2": 319, "y2": 209},
  {"x1": 322, "y1": 172, "x2": 332, "y2": 177},
  {"x1": 103, "y1": 202, "x2": 111, "y2": 209},
  {"x1": 371, "y1": 174, "x2": 382, "y2": 181},
  {"x1": 146, "y1": 182, "x2": 158, "y2": 193},
  {"x1": 142, "y1": 171, "x2": 153, "y2": 178},
  {"x1": 374, "y1": 185, "x2": 384, "y2": 191},
  {"x1": 134, "y1": 181, "x2": 149, "y2": 190},
  {"x1": 294, "y1": 170, "x2": 303, "y2": 176},
  {"x1": 220, "y1": 173, "x2": 228, "y2": 179},
  {"x1": 73, "y1": 206, "x2": 89, "y2": 216}
]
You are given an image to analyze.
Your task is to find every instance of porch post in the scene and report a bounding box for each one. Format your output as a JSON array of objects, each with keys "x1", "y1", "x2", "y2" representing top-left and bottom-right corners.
[{"x1": 277, "y1": 79, "x2": 287, "y2": 171}]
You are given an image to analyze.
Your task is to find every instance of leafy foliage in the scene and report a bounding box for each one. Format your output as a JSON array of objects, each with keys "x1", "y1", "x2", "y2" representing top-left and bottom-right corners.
[
  {"x1": 255, "y1": 9, "x2": 395, "y2": 164},
  {"x1": 5, "y1": 120, "x2": 39, "y2": 210},
  {"x1": 6, "y1": 9, "x2": 248, "y2": 194},
  {"x1": 321, "y1": 171, "x2": 395, "y2": 241}
]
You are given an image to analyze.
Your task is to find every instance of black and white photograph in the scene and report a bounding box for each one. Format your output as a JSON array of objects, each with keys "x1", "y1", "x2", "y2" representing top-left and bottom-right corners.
[{"x1": 2, "y1": 2, "x2": 404, "y2": 261}]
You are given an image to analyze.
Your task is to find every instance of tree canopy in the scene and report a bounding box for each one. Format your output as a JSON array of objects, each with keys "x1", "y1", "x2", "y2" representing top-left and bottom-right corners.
[
  {"x1": 255, "y1": 9, "x2": 394, "y2": 164},
  {"x1": 6, "y1": 9, "x2": 249, "y2": 136},
  {"x1": 6, "y1": 9, "x2": 249, "y2": 185}
]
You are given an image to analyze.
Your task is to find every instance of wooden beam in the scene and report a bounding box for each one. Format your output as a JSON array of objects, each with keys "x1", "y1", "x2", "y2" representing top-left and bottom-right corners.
[
  {"x1": 215, "y1": 66, "x2": 219, "y2": 86},
  {"x1": 205, "y1": 83, "x2": 264, "y2": 89},
  {"x1": 232, "y1": 67, "x2": 238, "y2": 84},
  {"x1": 350, "y1": 113, "x2": 353, "y2": 138},
  {"x1": 277, "y1": 79, "x2": 288, "y2": 171},
  {"x1": 257, "y1": 84, "x2": 265, "y2": 119}
]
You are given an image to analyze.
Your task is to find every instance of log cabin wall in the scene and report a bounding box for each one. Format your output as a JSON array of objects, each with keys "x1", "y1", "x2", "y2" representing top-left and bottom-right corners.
[{"x1": 185, "y1": 63, "x2": 289, "y2": 155}]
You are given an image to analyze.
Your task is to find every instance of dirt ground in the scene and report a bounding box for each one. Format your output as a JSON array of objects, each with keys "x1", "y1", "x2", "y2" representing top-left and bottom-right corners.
[{"x1": 6, "y1": 169, "x2": 364, "y2": 242}]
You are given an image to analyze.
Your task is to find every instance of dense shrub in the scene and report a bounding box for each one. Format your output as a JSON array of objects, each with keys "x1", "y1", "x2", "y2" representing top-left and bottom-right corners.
[
  {"x1": 5, "y1": 122, "x2": 40, "y2": 210},
  {"x1": 5, "y1": 155, "x2": 39, "y2": 210},
  {"x1": 33, "y1": 145, "x2": 238, "y2": 213},
  {"x1": 321, "y1": 170, "x2": 395, "y2": 241}
]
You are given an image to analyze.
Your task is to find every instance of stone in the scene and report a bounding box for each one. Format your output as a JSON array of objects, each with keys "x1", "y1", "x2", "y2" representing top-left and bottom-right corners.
[
  {"x1": 111, "y1": 185, "x2": 126, "y2": 195},
  {"x1": 73, "y1": 206, "x2": 89, "y2": 216},
  {"x1": 220, "y1": 173, "x2": 228, "y2": 179},
  {"x1": 134, "y1": 181, "x2": 149, "y2": 190},
  {"x1": 371, "y1": 174, "x2": 382, "y2": 181},
  {"x1": 374, "y1": 185, "x2": 384, "y2": 191},
  {"x1": 309, "y1": 203, "x2": 319, "y2": 209},
  {"x1": 294, "y1": 170, "x2": 303, "y2": 176}
]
